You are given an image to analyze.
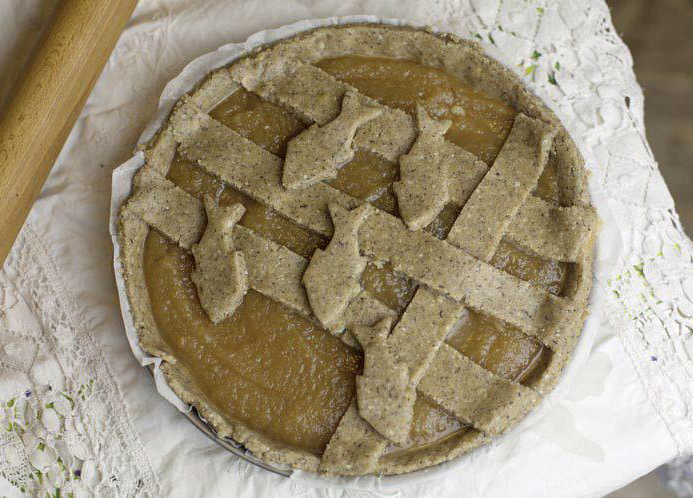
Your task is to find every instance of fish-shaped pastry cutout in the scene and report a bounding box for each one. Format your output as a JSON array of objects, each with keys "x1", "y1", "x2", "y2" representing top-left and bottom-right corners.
[
  {"x1": 191, "y1": 195, "x2": 248, "y2": 323},
  {"x1": 352, "y1": 317, "x2": 416, "y2": 445},
  {"x1": 393, "y1": 105, "x2": 452, "y2": 230},
  {"x1": 303, "y1": 203, "x2": 373, "y2": 330},
  {"x1": 282, "y1": 92, "x2": 382, "y2": 189}
]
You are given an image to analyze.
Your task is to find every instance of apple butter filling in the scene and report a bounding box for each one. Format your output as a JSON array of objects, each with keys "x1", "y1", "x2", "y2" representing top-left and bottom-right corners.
[{"x1": 142, "y1": 55, "x2": 569, "y2": 455}]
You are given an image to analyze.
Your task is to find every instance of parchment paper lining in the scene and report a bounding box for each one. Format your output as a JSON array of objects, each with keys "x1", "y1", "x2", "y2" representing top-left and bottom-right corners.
[{"x1": 109, "y1": 15, "x2": 621, "y2": 490}]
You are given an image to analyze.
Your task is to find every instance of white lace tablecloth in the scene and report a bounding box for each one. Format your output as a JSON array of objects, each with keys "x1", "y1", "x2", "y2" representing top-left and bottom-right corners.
[{"x1": 1, "y1": 1, "x2": 692, "y2": 497}]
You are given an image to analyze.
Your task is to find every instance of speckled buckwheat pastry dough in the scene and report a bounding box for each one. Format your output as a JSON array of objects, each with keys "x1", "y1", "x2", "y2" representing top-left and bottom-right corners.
[
  {"x1": 283, "y1": 92, "x2": 382, "y2": 189},
  {"x1": 302, "y1": 203, "x2": 373, "y2": 329},
  {"x1": 117, "y1": 24, "x2": 600, "y2": 476},
  {"x1": 352, "y1": 317, "x2": 416, "y2": 445},
  {"x1": 191, "y1": 197, "x2": 248, "y2": 323}
]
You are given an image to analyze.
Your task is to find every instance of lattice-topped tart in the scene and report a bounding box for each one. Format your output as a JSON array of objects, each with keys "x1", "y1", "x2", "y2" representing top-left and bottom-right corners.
[{"x1": 117, "y1": 24, "x2": 599, "y2": 476}]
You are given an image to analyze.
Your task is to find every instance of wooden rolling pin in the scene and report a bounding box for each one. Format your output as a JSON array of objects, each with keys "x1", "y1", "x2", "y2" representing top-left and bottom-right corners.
[{"x1": 0, "y1": 0, "x2": 138, "y2": 265}]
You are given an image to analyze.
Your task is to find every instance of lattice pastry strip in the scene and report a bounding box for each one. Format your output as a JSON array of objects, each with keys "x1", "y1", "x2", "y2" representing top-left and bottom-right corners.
[
  {"x1": 418, "y1": 344, "x2": 541, "y2": 435},
  {"x1": 446, "y1": 114, "x2": 556, "y2": 260},
  {"x1": 325, "y1": 115, "x2": 560, "y2": 461},
  {"x1": 506, "y1": 197, "x2": 600, "y2": 262},
  {"x1": 319, "y1": 401, "x2": 388, "y2": 475},
  {"x1": 352, "y1": 318, "x2": 416, "y2": 445},
  {"x1": 253, "y1": 63, "x2": 416, "y2": 162},
  {"x1": 122, "y1": 168, "x2": 394, "y2": 335},
  {"x1": 387, "y1": 290, "x2": 467, "y2": 385},
  {"x1": 123, "y1": 168, "x2": 551, "y2": 396},
  {"x1": 357, "y1": 210, "x2": 579, "y2": 350},
  {"x1": 132, "y1": 92, "x2": 594, "y2": 469},
  {"x1": 441, "y1": 139, "x2": 597, "y2": 263},
  {"x1": 333, "y1": 291, "x2": 467, "y2": 462},
  {"x1": 248, "y1": 64, "x2": 597, "y2": 262},
  {"x1": 443, "y1": 141, "x2": 489, "y2": 207},
  {"x1": 123, "y1": 166, "x2": 205, "y2": 249},
  {"x1": 216, "y1": 63, "x2": 597, "y2": 264},
  {"x1": 190, "y1": 196, "x2": 248, "y2": 323},
  {"x1": 144, "y1": 70, "x2": 240, "y2": 174},
  {"x1": 168, "y1": 97, "x2": 361, "y2": 237}
]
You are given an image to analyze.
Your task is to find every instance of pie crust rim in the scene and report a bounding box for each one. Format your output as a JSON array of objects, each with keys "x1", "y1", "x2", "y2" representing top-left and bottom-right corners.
[{"x1": 116, "y1": 22, "x2": 597, "y2": 476}]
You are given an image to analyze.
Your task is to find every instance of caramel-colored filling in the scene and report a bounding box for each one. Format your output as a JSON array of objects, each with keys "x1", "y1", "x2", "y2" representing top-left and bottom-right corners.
[
  {"x1": 209, "y1": 87, "x2": 305, "y2": 157},
  {"x1": 316, "y1": 56, "x2": 515, "y2": 164},
  {"x1": 142, "y1": 56, "x2": 568, "y2": 456},
  {"x1": 144, "y1": 233, "x2": 359, "y2": 453}
]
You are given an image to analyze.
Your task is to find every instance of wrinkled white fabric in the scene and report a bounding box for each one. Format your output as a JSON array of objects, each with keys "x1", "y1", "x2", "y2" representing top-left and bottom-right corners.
[{"x1": 0, "y1": 0, "x2": 692, "y2": 497}]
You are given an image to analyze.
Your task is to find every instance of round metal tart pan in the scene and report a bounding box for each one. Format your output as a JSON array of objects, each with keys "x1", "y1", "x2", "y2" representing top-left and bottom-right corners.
[{"x1": 145, "y1": 365, "x2": 292, "y2": 477}]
